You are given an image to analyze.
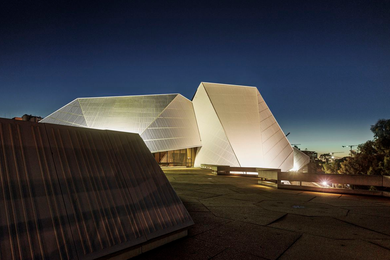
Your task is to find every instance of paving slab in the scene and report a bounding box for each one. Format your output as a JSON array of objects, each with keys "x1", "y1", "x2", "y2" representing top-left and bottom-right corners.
[
  {"x1": 211, "y1": 248, "x2": 267, "y2": 260},
  {"x1": 187, "y1": 211, "x2": 232, "y2": 236},
  {"x1": 309, "y1": 196, "x2": 380, "y2": 207},
  {"x1": 174, "y1": 189, "x2": 222, "y2": 199},
  {"x1": 301, "y1": 191, "x2": 342, "y2": 198},
  {"x1": 175, "y1": 195, "x2": 201, "y2": 203},
  {"x1": 261, "y1": 193, "x2": 317, "y2": 202},
  {"x1": 170, "y1": 183, "x2": 210, "y2": 191},
  {"x1": 279, "y1": 234, "x2": 390, "y2": 260},
  {"x1": 222, "y1": 192, "x2": 271, "y2": 202},
  {"x1": 194, "y1": 221, "x2": 301, "y2": 260},
  {"x1": 269, "y1": 214, "x2": 390, "y2": 240},
  {"x1": 369, "y1": 239, "x2": 390, "y2": 251},
  {"x1": 207, "y1": 206, "x2": 286, "y2": 225},
  {"x1": 200, "y1": 196, "x2": 257, "y2": 207},
  {"x1": 196, "y1": 187, "x2": 238, "y2": 195},
  {"x1": 133, "y1": 237, "x2": 227, "y2": 260},
  {"x1": 256, "y1": 200, "x2": 348, "y2": 217},
  {"x1": 183, "y1": 202, "x2": 210, "y2": 212},
  {"x1": 135, "y1": 169, "x2": 390, "y2": 260},
  {"x1": 340, "y1": 194, "x2": 390, "y2": 202},
  {"x1": 343, "y1": 206, "x2": 390, "y2": 218},
  {"x1": 336, "y1": 212, "x2": 390, "y2": 236}
]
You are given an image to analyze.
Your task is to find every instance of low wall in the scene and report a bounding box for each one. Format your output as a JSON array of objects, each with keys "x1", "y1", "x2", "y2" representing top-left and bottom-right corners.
[
  {"x1": 201, "y1": 164, "x2": 390, "y2": 197},
  {"x1": 276, "y1": 172, "x2": 390, "y2": 197},
  {"x1": 201, "y1": 164, "x2": 280, "y2": 178}
]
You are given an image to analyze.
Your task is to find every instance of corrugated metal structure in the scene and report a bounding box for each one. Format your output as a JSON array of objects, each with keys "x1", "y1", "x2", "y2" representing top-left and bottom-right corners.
[{"x1": 0, "y1": 118, "x2": 193, "y2": 260}]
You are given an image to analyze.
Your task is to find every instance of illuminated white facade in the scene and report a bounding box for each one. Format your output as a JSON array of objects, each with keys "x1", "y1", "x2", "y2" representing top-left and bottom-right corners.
[
  {"x1": 42, "y1": 82, "x2": 299, "y2": 171},
  {"x1": 193, "y1": 83, "x2": 293, "y2": 171},
  {"x1": 41, "y1": 94, "x2": 202, "y2": 153}
]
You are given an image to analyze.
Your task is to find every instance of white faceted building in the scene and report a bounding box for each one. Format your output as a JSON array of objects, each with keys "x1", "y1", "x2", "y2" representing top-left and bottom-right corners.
[
  {"x1": 42, "y1": 94, "x2": 202, "y2": 154},
  {"x1": 41, "y1": 82, "x2": 299, "y2": 171},
  {"x1": 192, "y1": 83, "x2": 293, "y2": 171}
]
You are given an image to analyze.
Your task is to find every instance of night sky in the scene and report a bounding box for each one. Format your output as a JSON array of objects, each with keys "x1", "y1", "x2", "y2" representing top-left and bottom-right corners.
[{"x1": 1, "y1": 0, "x2": 389, "y2": 156}]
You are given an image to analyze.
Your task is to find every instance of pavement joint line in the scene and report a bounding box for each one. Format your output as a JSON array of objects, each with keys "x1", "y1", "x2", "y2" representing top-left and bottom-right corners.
[
  {"x1": 266, "y1": 213, "x2": 288, "y2": 226},
  {"x1": 208, "y1": 247, "x2": 229, "y2": 259},
  {"x1": 275, "y1": 233, "x2": 303, "y2": 260},
  {"x1": 268, "y1": 214, "x2": 390, "y2": 240},
  {"x1": 368, "y1": 240, "x2": 390, "y2": 252},
  {"x1": 306, "y1": 196, "x2": 316, "y2": 202},
  {"x1": 334, "y1": 217, "x2": 390, "y2": 238}
]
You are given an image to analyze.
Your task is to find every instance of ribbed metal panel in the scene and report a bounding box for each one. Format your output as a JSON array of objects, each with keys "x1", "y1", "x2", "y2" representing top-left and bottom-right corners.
[
  {"x1": 0, "y1": 118, "x2": 77, "y2": 260},
  {"x1": 0, "y1": 118, "x2": 193, "y2": 260},
  {"x1": 107, "y1": 131, "x2": 193, "y2": 241}
]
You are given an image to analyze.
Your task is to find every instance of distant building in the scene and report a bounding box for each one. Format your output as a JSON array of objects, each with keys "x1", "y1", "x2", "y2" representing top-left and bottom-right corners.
[
  {"x1": 13, "y1": 114, "x2": 43, "y2": 122},
  {"x1": 42, "y1": 82, "x2": 306, "y2": 171},
  {"x1": 302, "y1": 150, "x2": 318, "y2": 161},
  {"x1": 292, "y1": 147, "x2": 311, "y2": 172}
]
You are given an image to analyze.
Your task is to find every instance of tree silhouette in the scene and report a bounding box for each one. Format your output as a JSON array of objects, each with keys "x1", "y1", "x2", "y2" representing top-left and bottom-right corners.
[{"x1": 339, "y1": 119, "x2": 390, "y2": 175}]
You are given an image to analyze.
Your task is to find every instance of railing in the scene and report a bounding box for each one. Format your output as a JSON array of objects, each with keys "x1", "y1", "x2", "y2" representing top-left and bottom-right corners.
[
  {"x1": 201, "y1": 164, "x2": 280, "y2": 177},
  {"x1": 272, "y1": 172, "x2": 390, "y2": 197},
  {"x1": 201, "y1": 164, "x2": 390, "y2": 197}
]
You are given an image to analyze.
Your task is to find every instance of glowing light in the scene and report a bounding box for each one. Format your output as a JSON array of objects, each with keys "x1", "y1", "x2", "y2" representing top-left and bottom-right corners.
[{"x1": 322, "y1": 181, "x2": 328, "y2": 187}]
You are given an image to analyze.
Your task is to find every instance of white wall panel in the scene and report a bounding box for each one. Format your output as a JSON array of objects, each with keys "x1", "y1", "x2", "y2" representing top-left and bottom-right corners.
[
  {"x1": 193, "y1": 84, "x2": 240, "y2": 167},
  {"x1": 202, "y1": 83, "x2": 264, "y2": 167},
  {"x1": 141, "y1": 95, "x2": 201, "y2": 152},
  {"x1": 257, "y1": 92, "x2": 293, "y2": 171},
  {"x1": 279, "y1": 151, "x2": 295, "y2": 172}
]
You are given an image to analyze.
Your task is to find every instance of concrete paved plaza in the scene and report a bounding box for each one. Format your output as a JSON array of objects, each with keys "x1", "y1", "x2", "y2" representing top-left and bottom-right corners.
[{"x1": 134, "y1": 168, "x2": 390, "y2": 260}]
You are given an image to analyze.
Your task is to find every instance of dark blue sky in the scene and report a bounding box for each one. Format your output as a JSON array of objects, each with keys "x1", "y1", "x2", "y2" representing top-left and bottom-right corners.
[{"x1": 1, "y1": 0, "x2": 389, "y2": 156}]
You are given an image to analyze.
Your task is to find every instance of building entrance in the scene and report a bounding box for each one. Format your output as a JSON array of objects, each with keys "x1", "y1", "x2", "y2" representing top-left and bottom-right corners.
[{"x1": 153, "y1": 148, "x2": 198, "y2": 167}]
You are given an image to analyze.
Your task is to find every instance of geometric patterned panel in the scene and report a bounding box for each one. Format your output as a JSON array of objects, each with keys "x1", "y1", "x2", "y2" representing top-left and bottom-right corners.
[
  {"x1": 141, "y1": 94, "x2": 202, "y2": 152},
  {"x1": 78, "y1": 94, "x2": 177, "y2": 133},
  {"x1": 193, "y1": 83, "x2": 240, "y2": 167},
  {"x1": 40, "y1": 99, "x2": 88, "y2": 127},
  {"x1": 202, "y1": 83, "x2": 264, "y2": 167},
  {"x1": 257, "y1": 91, "x2": 293, "y2": 171}
]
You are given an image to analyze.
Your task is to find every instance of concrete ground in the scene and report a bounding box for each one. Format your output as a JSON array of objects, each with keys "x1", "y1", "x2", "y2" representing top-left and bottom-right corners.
[{"x1": 134, "y1": 168, "x2": 390, "y2": 260}]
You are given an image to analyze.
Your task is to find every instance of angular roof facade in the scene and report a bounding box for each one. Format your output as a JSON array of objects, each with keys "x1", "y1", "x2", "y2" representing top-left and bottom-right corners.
[
  {"x1": 0, "y1": 118, "x2": 193, "y2": 259},
  {"x1": 41, "y1": 94, "x2": 202, "y2": 153},
  {"x1": 41, "y1": 82, "x2": 297, "y2": 171},
  {"x1": 193, "y1": 83, "x2": 294, "y2": 171}
]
